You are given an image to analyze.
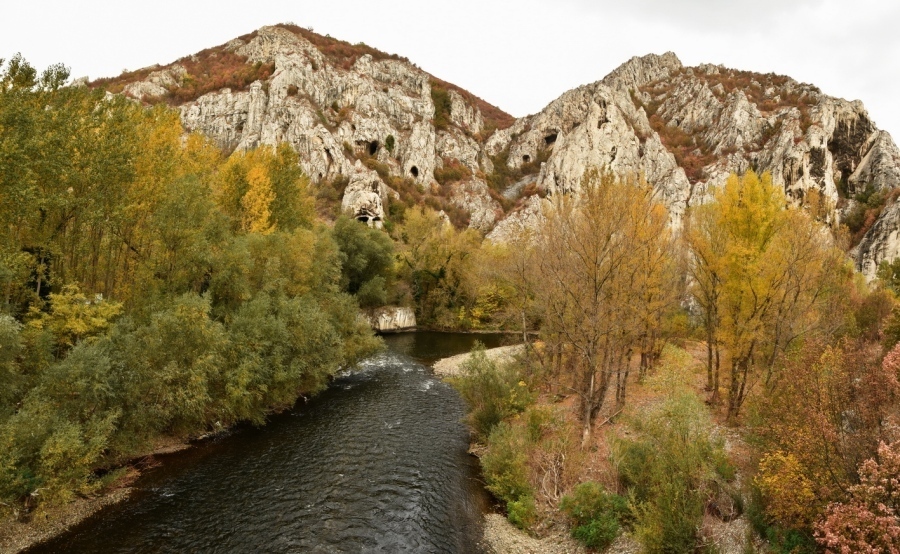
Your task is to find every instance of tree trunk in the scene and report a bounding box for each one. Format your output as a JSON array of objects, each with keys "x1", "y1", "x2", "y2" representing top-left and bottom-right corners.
[
  {"x1": 581, "y1": 370, "x2": 595, "y2": 447},
  {"x1": 706, "y1": 326, "x2": 714, "y2": 391}
]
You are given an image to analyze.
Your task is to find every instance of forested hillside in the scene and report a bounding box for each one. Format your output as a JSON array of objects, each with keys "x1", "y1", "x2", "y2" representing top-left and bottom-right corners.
[
  {"x1": 0, "y1": 55, "x2": 385, "y2": 516},
  {"x1": 3, "y1": 28, "x2": 900, "y2": 552},
  {"x1": 451, "y1": 171, "x2": 900, "y2": 552}
]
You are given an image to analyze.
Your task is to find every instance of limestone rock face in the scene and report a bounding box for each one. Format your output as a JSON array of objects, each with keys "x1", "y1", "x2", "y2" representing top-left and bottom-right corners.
[
  {"x1": 123, "y1": 65, "x2": 186, "y2": 100},
  {"x1": 361, "y1": 306, "x2": 417, "y2": 332},
  {"x1": 486, "y1": 195, "x2": 547, "y2": 244},
  {"x1": 489, "y1": 56, "x2": 690, "y2": 226},
  {"x1": 483, "y1": 52, "x2": 900, "y2": 279},
  {"x1": 449, "y1": 90, "x2": 484, "y2": 134},
  {"x1": 601, "y1": 51, "x2": 683, "y2": 91},
  {"x1": 110, "y1": 30, "x2": 900, "y2": 278},
  {"x1": 449, "y1": 178, "x2": 502, "y2": 232},
  {"x1": 340, "y1": 163, "x2": 390, "y2": 227},
  {"x1": 121, "y1": 25, "x2": 498, "y2": 227}
]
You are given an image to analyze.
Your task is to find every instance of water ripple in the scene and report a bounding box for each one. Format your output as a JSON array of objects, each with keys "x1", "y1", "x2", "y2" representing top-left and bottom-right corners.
[{"x1": 30, "y1": 334, "x2": 502, "y2": 554}]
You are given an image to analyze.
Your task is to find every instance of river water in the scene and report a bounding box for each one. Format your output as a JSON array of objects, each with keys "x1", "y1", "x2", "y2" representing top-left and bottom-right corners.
[{"x1": 29, "y1": 332, "x2": 509, "y2": 554}]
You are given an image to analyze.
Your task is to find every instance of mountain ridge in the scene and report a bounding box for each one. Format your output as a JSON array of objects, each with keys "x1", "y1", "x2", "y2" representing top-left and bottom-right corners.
[{"x1": 91, "y1": 24, "x2": 900, "y2": 278}]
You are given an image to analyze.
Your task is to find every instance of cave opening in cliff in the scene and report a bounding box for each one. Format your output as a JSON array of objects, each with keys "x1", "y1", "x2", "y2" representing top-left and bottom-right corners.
[
  {"x1": 523, "y1": 155, "x2": 531, "y2": 163},
  {"x1": 544, "y1": 133, "x2": 558, "y2": 146},
  {"x1": 410, "y1": 166, "x2": 419, "y2": 178},
  {"x1": 368, "y1": 141, "x2": 379, "y2": 156}
]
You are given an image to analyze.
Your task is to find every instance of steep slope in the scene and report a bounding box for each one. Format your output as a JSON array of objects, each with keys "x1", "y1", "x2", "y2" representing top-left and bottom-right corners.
[
  {"x1": 485, "y1": 53, "x2": 900, "y2": 278},
  {"x1": 92, "y1": 24, "x2": 512, "y2": 231},
  {"x1": 94, "y1": 28, "x2": 900, "y2": 277}
]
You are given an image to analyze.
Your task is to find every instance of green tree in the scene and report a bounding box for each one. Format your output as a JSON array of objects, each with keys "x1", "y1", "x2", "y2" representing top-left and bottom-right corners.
[{"x1": 333, "y1": 216, "x2": 395, "y2": 308}]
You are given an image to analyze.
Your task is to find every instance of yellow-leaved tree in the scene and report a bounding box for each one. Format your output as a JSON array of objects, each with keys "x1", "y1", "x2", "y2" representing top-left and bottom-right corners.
[
  {"x1": 686, "y1": 171, "x2": 847, "y2": 420},
  {"x1": 534, "y1": 170, "x2": 674, "y2": 444},
  {"x1": 215, "y1": 144, "x2": 314, "y2": 235},
  {"x1": 242, "y1": 164, "x2": 275, "y2": 234}
]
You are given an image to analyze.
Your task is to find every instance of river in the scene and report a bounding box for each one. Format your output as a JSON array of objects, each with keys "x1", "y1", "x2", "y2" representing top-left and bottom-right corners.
[{"x1": 27, "y1": 332, "x2": 509, "y2": 553}]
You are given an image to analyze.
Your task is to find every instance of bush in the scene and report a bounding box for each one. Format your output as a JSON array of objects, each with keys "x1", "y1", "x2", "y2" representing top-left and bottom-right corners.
[
  {"x1": 431, "y1": 81, "x2": 452, "y2": 131},
  {"x1": 815, "y1": 440, "x2": 900, "y2": 553},
  {"x1": 615, "y1": 391, "x2": 725, "y2": 553},
  {"x1": 482, "y1": 421, "x2": 534, "y2": 529},
  {"x1": 507, "y1": 494, "x2": 537, "y2": 530},
  {"x1": 560, "y1": 482, "x2": 630, "y2": 549},
  {"x1": 452, "y1": 343, "x2": 532, "y2": 440},
  {"x1": 747, "y1": 491, "x2": 817, "y2": 554},
  {"x1": 433, "y1": 158, "x2": 472, "y2": 186},
  {"x1": 332, "y1": 216, "x2": 395, "y2": 308}
]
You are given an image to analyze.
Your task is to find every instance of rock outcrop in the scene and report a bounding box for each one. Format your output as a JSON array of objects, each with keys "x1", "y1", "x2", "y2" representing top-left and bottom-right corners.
[
  {"x1": 449, "y1": 178, "x2": 502, "y2": 232},
  {"x1": 102, "y1": 28, "x2": 900, "y2": 278},
  {"x1": 133, "y1": 25, "x2": 514, "y2": 231},
  {"x1": 340, "y1": 162, "x2": 395, "y2": 227},
  {"x1": 481, "y1": 52, "x2": 900, "y2": 277},
  {"x1": 361, "y1": 306, "x2": 417, "y2": 332}
]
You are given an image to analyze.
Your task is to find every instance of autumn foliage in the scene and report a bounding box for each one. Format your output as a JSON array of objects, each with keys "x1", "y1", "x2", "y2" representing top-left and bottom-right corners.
[{"x1": 815, "y1": 440, "x2": 900, "y2": 553}]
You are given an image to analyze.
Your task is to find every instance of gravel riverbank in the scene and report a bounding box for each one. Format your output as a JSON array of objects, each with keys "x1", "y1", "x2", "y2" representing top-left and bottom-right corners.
[{"x1": 432, "y1": 344, "x2": 526, "y2": 378}]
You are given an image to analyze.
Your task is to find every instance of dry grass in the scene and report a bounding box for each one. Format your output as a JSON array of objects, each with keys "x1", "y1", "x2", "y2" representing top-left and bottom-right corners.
[{"x1": 90, "y1": 31, "x2": 270, "y2": 103}]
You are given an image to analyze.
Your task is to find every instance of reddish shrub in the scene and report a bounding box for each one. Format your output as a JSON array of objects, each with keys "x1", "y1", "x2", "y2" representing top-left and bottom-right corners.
[{"x1": 815, "y1": 440, "x2": 900, "y2": 553}]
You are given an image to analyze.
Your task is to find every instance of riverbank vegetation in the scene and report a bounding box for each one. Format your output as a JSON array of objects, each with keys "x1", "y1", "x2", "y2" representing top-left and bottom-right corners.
[
  {"x1": 450, "y1": 170, "x2": 899, "y2": 552},
  {"x1": 2, "y1": 53, "x2": 898, "y2": 552},
  {"x1": 0, "y1": 56, "x2": 382, "y2": 520}
]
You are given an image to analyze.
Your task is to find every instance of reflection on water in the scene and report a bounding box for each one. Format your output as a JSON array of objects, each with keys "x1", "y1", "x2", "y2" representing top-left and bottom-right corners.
[
  {"x1": 29, "y1": 333, "x2": 509, "y2": 554},
  {"x1": 382, "y1": 331, "x2": 511, "y2": 366}
]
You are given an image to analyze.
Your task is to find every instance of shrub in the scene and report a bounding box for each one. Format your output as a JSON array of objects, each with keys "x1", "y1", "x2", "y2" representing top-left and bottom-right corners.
[
  {"x1": 815, "y1": 440, "x2": 900, "y2": 553},
  {"x1": 754, "y1": 451, "x2": 819, "y2": 530},
  {"x1": 747, "y1": 491, "x2": 817, "y2": 554},
  {"x1": 452, "y1": 343, "x2": 532, "y2": 440},
  {"x1": 332, "y1": 216, "x2": 395, "y2": 308},
  {"x1": 560, "y1": 482, "x2": 630, "y2": 549},
  {"x1": 431, "y1": 81, "x2": 452, "y2": 131},
  {"x1": 507, "y1": 494, "x2": 537, "y2": 530},
  {"x1": 433, "y1": 158, "x2": 472, "y2": 186},
  {"x1": 482, "y1": 421, "x2": 535, "y2": 530},
  {"x1": 614, "y1": 391, "x2": 725, "y2": 553}
]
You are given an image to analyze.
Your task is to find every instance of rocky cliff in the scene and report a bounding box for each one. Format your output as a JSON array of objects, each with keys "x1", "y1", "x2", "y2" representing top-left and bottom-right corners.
[
  {"x1": 484, "y1": 53, "x2": 900, "y2": 278},
  {"x1": 98, "y1": 24, "x2": 511, "y2": 231},
  {"x1": 95, "y1": 26, "x2": 900, "y2": 278}
]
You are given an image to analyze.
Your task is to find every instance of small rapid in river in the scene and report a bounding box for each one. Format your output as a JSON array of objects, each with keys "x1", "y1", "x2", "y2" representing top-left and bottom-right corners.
[{"x1": 29, "y1": 332, "x2": 509, "y2": 554}]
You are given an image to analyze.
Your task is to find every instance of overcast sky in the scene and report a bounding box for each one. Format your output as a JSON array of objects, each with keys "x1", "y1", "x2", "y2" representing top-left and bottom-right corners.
[{"x1": 4, "y1": 0, "x2": 899, "y2": 135}]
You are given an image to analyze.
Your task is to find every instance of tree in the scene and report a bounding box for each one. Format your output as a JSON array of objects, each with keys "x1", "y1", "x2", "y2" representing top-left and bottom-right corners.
[
  {"x1": 534, "y1": 170, "x2": 672, "y2": 444},
  {"x1": 393, "y1": 207, "x2": 481, "y2": 326},
  {"x1": 0, "y1": 56, "x2": 384, "y2": 515},
  {"x1": 333, "y1": 216, "x2": 395, "y2": 308},
  {"x1": 686, "y1": 171, "x2": 846, "y2": 420},
  {"x1": 815, "y1": 440, "x2": 900, "y2": 553},
  {"x1": 215, "y1": 145, "x2": 314, "y2": 235},
  {"x1": 755, "y1": 338, "x2": 900, "y2": 535}
]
